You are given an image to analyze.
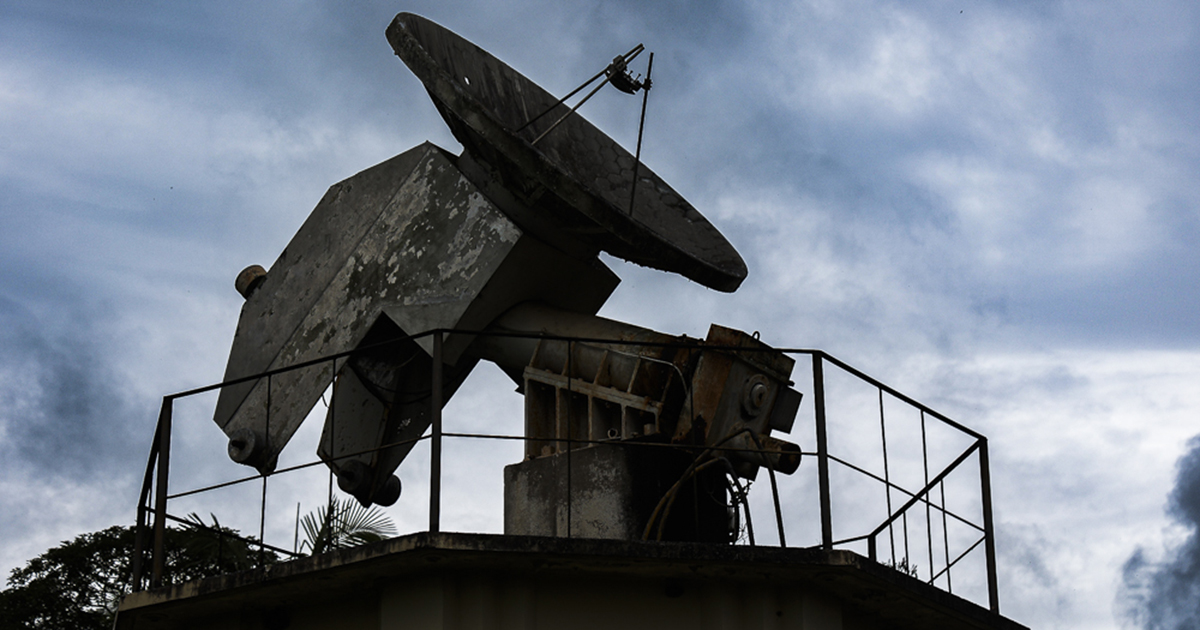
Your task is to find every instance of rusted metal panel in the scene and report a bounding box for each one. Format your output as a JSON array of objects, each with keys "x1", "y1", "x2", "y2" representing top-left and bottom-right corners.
[
  {"x1": 213, "y1": 143, "x2": 619, "y2": 473},
  {"x1": 213, "y1": 144, "x2": 439, "y2": 470}
]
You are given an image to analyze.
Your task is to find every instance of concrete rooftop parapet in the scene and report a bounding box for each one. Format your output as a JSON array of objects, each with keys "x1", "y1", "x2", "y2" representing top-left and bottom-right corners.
[{"x1": 118, "y1": 532, "x2": 1028, "y2": 630}]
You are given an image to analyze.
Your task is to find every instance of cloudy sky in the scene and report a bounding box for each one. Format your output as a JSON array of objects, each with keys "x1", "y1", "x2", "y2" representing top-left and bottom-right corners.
[{"x1": 3, "y1": 1, "x2": 1199, "y2": 628}]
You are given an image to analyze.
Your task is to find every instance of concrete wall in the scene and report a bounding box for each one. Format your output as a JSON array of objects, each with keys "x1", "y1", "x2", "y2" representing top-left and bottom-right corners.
[
  {"x1": 152, "y1": 572, "x2": 855, "y2": 630},
  {"x1": 380, "y1": 573, "x2": 853, "y2": 630}
]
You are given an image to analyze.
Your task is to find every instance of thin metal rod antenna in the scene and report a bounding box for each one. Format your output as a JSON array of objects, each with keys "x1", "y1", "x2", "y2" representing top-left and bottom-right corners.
[
  {"x1": 628, "y1": 52, "x2": 653, "y2": 216},
  {"x1": 530, "y1": 76, "x2": 611, "y2": 146},
  {"x1": 517, "y1": 44, "x2": 644, "y2": 134},
  {"x1": 530, "y1": 46, "x2": 647, "y2": 146},
  {"x1": 516, "y1": 73, "x2": 604, "y2": 134}
]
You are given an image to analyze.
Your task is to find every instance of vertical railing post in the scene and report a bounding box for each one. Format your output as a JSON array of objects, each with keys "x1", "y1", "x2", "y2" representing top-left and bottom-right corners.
[
  {"x1": 131, "y1": 498, "x2": 148, "y2": 591},
  {"x1": 260, "y1": 374, "x2": 271, "y2": 567},
  {"x1": 131, "y1": 418, "x2": 163, "y2": 592},
  {"x1": 565, "y1": 340, "x2": 573, "y2": 538},
  {"x1": 979, "y1": 438, "x2": 1000, "y2": 613},
  {"x1": 429, "y1": 331, "x2": 443, "y2": 534},
  {"x1": 258, "y1": 476, "x2": 268, "y2": 567},
  {"x1": 151, "y1": 397, "x2": 173, "y2": 588},
  {"x1": 812, "y1": 353, "x2": 833, "y2": 551},
  {"x1": 879, "y1": 387, "x2": 896, "y2": 564},
  {"x1": 922, "y1": 411, "x2": 933, "y2": 584},
  {"x1": 327, "y1": 358, "x2": 336, "y2": 550},
  {"x1": 941, "y1": 479, "x2": 952, "y2": 592}
]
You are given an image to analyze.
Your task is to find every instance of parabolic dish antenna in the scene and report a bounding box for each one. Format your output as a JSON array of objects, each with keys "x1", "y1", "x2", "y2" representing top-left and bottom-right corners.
[{"x1": 387, "y1": 13, "x2": 748, "y2": 292}]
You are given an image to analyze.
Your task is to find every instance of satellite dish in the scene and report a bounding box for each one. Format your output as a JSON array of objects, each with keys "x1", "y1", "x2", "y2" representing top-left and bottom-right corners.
[{"x1": 386, "y1": 13, "x2": 748, "y2": 292}]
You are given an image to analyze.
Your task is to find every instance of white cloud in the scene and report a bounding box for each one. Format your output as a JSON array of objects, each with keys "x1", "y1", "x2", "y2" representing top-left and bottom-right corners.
[
  {"x1": 909, "y1": 349, "x2": 1200, "y2": 629},
  {"x1": 810, "y1": 11, "x2": 942, "y2": 120}
]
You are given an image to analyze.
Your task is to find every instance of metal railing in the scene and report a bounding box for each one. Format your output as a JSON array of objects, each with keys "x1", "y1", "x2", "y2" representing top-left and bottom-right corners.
[{"x1": 130, "y1": 328, "x2": 1001, "y2": 614}]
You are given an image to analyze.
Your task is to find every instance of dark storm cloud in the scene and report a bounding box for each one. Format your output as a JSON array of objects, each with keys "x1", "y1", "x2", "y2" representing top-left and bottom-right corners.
[
  {"x1": 1120, "y1": 435, "x2": 1200, "y2": 629},
  {"x1": 0, "y1": 296, "x2": 146, "y2": 479}
]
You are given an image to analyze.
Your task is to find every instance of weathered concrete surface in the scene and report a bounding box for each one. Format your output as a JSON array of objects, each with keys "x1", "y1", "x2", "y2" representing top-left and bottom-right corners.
[
  {"x1": 116, "y1": 532, "x2": 1029, "y2": 630},
  {"x1": 213, "y1": 142, "x2": 618, "y2": 472},
  {"x1": 504, "y1": 443, "x2": 730, "y2": 543},
  {"x1": 388, "y1": 12, "x2": 748, "y2": 292}
]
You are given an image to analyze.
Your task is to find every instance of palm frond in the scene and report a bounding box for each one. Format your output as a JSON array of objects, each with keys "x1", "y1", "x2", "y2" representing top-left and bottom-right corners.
[{"x1": 299, "y1": 497, "x2": 397, "y2": 555}]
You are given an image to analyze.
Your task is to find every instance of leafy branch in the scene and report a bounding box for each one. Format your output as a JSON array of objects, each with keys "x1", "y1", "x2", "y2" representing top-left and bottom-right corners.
[{"x1": 299, "y1": 497, "x2": 397, "y2": 555}]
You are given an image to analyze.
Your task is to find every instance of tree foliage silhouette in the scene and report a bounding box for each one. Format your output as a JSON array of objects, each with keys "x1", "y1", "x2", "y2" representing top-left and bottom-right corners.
[{"x1": 0, "y1": 516, "x2": 273, "y2": 630}]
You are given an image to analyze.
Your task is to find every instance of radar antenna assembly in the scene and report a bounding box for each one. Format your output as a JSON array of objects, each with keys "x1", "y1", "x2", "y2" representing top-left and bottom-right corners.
[{"x1": 211, "y1": 12, "x2": 797, "y2": 542}]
